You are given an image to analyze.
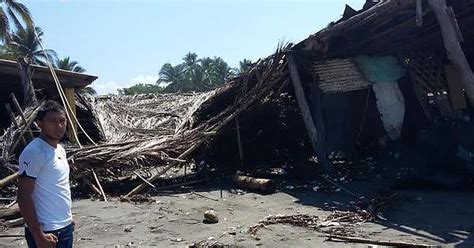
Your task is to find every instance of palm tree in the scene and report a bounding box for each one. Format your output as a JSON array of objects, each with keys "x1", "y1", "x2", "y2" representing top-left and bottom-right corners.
[
  {"x1": 0, "y1": 0, "x2": 33, "y2": 43},
  {"x1": 56, "y1": 56, "x2": 85, "y2": 72},
  {"x1": 0, "y1": 0, "x2": 37, "y2": 106},
  {"x1": 212, "y1": 57, "x2": 234, "y2": 85},
  {"x1": 158, "y1": 63, "x2": 186, "y2": 92},
  {"x1": 5, "y1": 26, "x2": 56, "y2": 65},
  {"x1": 3, "y1": 26, "x2": 57, "y2": 105},
  {"x1": 238, "y1": 59, "x2": 253, "y2": 74},
  {"x1": 56, "y1": 56, "x2": 96, "y2": 96}
]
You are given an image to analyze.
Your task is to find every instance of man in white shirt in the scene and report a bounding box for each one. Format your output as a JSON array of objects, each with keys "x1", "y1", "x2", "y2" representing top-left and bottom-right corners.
[{"x1": 18, "y1": 100, "x2": 75, "y2": 248}]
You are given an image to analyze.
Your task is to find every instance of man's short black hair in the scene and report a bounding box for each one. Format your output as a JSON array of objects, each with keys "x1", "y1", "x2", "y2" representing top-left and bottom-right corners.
[{"x1": 36, "y1": 100, "x2": 66, "y2": 121}]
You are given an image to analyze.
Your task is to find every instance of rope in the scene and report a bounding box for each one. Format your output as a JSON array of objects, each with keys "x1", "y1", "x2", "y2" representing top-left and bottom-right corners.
[{"x1": 32, "y1": 28, "x2": 97, "y2": 147}]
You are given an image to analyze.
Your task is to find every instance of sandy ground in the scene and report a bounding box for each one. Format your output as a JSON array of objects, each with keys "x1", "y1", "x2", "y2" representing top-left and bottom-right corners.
[{"x1": 2, "y1": 180, "x2": 474, "y2": 248}]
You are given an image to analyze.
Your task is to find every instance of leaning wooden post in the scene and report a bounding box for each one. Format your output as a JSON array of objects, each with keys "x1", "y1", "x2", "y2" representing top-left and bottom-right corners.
[
  {"x1": 287, "y1": 53, "x2": 330, "y2": 173},
  {"x1": 235, "y1": 117, "x2": 244, "y2": 166},
  {"x1": 428, "y1": 0, "x2": 474, "y2": 106}
]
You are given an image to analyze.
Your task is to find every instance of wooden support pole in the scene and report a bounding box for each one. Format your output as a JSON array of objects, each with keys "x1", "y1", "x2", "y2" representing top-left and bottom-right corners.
[
  {"x1": 64, "y1": 87, "x2": 78, "y2": 144},
  {"x1": 235, "y1": 117, "x2": 244, "y2": 166},
  {"x1": 428, "y1": 0, "x2": 474, "y2": 106},
  {"x1": 287, "y1": 53, "x2": 330, "y2": 173}
]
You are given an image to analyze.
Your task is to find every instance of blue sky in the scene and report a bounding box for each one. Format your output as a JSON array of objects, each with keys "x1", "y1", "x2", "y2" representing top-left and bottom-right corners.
[{"x1": 24, "y1": 0, "x2": 364, "y2": 95}]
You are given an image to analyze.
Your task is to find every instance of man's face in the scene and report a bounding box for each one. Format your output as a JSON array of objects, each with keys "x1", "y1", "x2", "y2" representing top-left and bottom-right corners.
[{"x1": 37, "y1": 111, "x2": 67, "y2": 141}]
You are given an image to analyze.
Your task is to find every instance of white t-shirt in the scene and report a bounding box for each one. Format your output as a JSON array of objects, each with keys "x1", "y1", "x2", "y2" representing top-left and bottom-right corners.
[{"x1": 18, "y1": 138, "x2": 72, "y2": 232}]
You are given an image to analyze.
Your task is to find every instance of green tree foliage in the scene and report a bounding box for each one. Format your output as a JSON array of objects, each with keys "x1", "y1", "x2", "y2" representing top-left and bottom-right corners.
[
  {"x1": 118, "y1": 83, "x2": 165, "y2": 95},
  {"x1": 0, "y1": 26, "x2": 57, "y2": 66},
  {"x1": 154, "y1": 52, "x2": 252, "y2": 93},
  {"x1": 0, "y1": 0, "x2": 33, "y2": 44}
]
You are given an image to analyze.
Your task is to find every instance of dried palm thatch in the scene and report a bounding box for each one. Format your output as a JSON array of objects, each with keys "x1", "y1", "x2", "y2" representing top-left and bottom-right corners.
[
  {"x1": 69, "y1": 46, "x2": 292, "y2": 193},
  {"x1": 0, "y1": 103, "x2": 42, "y2": 172},
  {"x1": 92, "y1": 92, "x2": 215, "y2": 142}
]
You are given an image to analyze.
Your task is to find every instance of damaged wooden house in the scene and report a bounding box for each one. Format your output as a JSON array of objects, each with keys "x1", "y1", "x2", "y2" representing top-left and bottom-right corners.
[
  {"x1": 2, "y1": 0, "x2": 474, "y2": 198},
  {"x1": 0, "y1": 59, "x2": 100, "y2": 187}
]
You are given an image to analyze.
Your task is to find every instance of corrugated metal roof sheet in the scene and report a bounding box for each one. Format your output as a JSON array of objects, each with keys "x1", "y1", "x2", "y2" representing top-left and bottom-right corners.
[{"x1": 314, "y1": 58, "x2": 370, "y2": 94}]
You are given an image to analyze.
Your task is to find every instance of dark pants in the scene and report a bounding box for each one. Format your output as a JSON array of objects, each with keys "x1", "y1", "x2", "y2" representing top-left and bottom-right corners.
[{"x1": 25, "y1": 224, "x2": 73, "y2": 248}]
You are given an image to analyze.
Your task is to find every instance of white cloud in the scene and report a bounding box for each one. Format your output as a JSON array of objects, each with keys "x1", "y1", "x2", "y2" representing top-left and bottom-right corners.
[{"x1": 91, "y1": 74, "x2": 160, "y2": 95}]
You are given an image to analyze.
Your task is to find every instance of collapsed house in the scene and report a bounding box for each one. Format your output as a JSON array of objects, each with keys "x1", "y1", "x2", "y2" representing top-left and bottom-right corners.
[
  {"x1": 0, "y1": 59, "x2": 99, "y2": 190},
  {"x1": 1, "y1": 0, "x2": 474, "y2": 198}
]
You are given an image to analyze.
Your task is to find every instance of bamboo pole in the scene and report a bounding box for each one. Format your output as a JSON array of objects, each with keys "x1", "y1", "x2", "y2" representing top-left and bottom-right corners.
[{"x1": 428, "y1": 0, "x2": 474, "y2": 106}]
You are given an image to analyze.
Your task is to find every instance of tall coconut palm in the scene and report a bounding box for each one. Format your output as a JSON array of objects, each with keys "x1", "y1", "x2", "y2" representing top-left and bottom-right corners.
[
  {"x1": 0, "y1": 0, "x2": 37, "y2": 106},
  {"x1": 56, "y1": 56, "x2": 96, "y2": 96},
  {"x1": 0, "y1": 0, "x2": 33, "y2": 44},
  {"x1": 4, "y1": 26, "x2": 57, "y2": 105}
]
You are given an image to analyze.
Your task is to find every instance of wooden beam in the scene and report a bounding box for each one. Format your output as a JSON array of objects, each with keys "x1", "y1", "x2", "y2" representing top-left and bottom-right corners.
[
  {"x1": 287, "y1": 53, "x2": 330, "y2": 173},
  {"x1": 428, "y1": 0, "x2": 474, "y2": 106}
]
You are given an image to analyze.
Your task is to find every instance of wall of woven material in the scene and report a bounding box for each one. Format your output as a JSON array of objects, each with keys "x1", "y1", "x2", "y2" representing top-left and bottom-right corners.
[{"x1": 354, "y1": 55, "x2": 406, "y2": 83}]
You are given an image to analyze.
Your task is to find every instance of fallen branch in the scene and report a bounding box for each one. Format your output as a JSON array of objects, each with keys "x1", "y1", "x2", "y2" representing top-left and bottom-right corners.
[
  {"x1": 325, "y1": 234, "x2": 433, "y2": 248},
  {"x1": 0, "y1": 204, "x2": 20, "y2": 220},
  {"x1": 0, "y1": 173, "x2": 19, "y2": 189},
  {"x1": 6, "y1": 217, "x2": 25, "y2": 227}
]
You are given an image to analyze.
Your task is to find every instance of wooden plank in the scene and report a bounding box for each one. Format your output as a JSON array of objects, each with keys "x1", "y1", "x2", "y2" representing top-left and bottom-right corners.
[
  {"x1": 428, "y1": 0, "x2": 474, "y2": 106},
  {"x1": 288, "y1": 54, "x2": 330, "y2": 173}
]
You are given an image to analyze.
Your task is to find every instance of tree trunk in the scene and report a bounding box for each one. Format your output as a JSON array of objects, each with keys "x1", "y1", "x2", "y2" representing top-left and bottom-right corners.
[
  {"x1": 428, "y1": 0, "x2": 474, "y2": 106},
  {"x1": 17, "y1": 60, "x2": 37, "y2": 107}
]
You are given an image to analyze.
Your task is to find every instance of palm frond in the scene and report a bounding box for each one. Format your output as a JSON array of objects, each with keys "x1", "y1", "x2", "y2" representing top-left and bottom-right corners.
[
  {"x1": 5, "y1": 0, "x2": 33, "y2": 28},
  {"x1": 275, "y1": 39, "x2": 292, "y2": 54},
  {"x1": 0, "y1": 9, "x2": 10, "y2": 43}
]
